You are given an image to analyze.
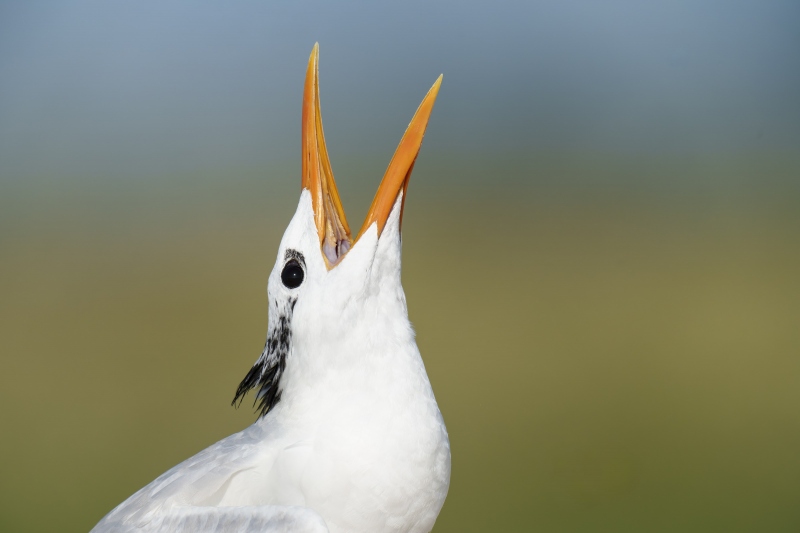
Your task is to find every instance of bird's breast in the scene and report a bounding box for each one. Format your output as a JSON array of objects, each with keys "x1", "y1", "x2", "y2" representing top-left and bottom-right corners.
[{"x1": 253, "y1": 359, "x2": 451, "y2": 532}]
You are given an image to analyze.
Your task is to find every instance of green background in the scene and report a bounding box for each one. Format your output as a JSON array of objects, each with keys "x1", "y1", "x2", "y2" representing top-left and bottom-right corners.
[{"x1": 2, "y1": 2, "x2": 799, "y2": 532}]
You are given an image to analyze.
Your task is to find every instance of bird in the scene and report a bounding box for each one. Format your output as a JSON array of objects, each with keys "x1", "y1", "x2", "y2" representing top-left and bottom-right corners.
[{"x1": 91, "y1": 44, "x2": 450, "y2": 533}]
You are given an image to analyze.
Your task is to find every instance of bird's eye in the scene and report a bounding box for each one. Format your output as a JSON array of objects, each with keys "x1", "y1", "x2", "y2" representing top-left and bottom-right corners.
[{"x1": 281, "y1": 259, "x2": 304, "y2": 289}]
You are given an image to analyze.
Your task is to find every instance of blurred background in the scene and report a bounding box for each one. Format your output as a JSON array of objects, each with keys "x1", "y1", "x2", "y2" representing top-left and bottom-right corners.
[{"x1": 1, "y1": 1, "x2": 799, "y2": 532}]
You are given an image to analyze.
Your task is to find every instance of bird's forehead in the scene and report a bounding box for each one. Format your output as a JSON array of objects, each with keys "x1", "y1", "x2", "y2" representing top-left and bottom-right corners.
[{"x1": 277, "y1": 191, "x2": 324, "y2": 267}]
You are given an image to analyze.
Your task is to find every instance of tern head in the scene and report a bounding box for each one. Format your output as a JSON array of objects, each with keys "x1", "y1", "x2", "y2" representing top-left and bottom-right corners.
[{"x1": 233, "y1": 44, "x2": 442, "y2": 417}]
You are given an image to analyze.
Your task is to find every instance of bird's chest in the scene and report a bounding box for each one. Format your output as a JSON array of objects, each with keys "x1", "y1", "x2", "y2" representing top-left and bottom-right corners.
[{"x1": 268, "y1": 387, "x2": 450, "y2": 532}]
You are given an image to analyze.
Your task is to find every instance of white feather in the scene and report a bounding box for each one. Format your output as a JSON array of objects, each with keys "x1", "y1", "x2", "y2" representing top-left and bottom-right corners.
[{"x1": 92, "y1": 191, "x2": 450, "y2": 533}]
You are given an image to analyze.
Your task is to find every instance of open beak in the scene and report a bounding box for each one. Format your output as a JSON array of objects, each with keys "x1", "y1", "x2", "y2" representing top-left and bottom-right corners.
[{"x1": 301, "y1": 44, "x2": 442, "y2": 269}]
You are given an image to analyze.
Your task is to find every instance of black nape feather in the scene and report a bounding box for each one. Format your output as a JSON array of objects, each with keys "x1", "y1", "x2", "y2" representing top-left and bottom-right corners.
[{"x1": 232, "y1": 297, "x2": 296, "y2": 417}]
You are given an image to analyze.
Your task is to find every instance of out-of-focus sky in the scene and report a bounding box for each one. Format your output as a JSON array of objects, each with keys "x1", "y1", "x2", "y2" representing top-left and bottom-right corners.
[{"x1": 1, "y1": 0, "x2": 798, "y2": 182}]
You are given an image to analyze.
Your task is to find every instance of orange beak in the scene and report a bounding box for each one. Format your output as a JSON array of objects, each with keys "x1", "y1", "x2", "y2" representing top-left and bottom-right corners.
[{"x1": 301, "y1": 43, "x2": 442, "y2": 269}]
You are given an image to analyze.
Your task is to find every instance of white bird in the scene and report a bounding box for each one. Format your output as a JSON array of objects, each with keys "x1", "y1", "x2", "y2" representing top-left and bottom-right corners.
[{"x1": 91, "y1": 44, "x2": 450, "y2": 533}]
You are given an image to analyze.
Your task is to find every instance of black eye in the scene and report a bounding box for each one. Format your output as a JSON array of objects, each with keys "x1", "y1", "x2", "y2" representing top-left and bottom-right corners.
[{"x1": 281, "y1": 259, "x2": 304, "y2": 289}]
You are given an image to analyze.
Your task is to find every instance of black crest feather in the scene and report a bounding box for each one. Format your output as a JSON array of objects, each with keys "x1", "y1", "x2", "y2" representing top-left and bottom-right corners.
[{"x1": 232, "y1": 297, "x2": 296, "y2": 417}]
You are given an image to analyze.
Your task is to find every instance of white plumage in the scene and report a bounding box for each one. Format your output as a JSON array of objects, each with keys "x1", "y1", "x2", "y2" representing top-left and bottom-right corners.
[{"x1": 92, "y1": 46, "x2": 450, "y2": 533}]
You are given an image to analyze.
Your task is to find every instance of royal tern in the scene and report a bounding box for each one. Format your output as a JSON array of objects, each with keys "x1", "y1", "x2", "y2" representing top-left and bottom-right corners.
[{"x1": 91, "y1": 44, "x2": 450, "y2": 533}]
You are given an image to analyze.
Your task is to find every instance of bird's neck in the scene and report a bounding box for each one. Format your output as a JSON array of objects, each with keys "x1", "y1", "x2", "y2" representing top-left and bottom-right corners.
[{"x1": 271, "y1": 285, "x2": 427, "y2": 418}]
